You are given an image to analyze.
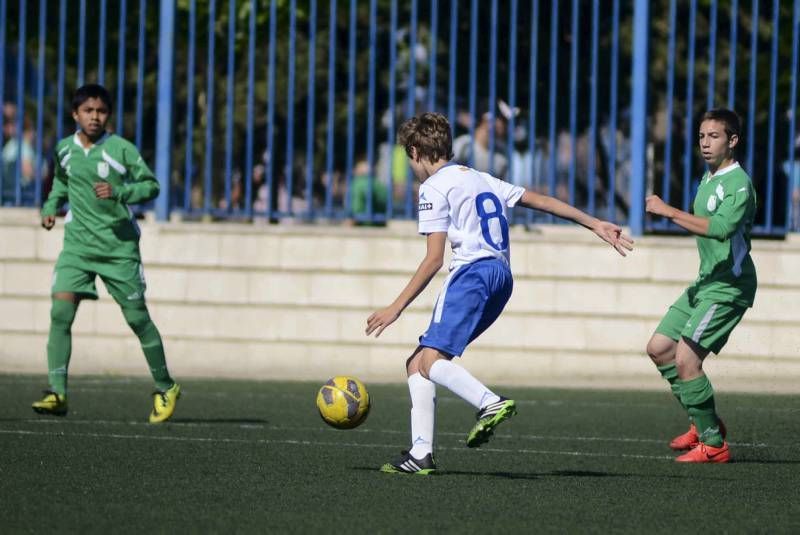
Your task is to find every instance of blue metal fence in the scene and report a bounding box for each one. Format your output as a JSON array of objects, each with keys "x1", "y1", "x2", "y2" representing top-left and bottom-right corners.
[{"x1": 0, "y1": 0, "x2": 798, "y2": 236}]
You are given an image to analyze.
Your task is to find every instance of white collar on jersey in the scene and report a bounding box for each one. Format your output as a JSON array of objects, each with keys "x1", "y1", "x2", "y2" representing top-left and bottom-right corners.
[
  {"x1": 706, "y1": 161, "x2": 740, "y2": 182},
  {"x1": 72, "y1": 130, "x2": 111, "y2": 153}
]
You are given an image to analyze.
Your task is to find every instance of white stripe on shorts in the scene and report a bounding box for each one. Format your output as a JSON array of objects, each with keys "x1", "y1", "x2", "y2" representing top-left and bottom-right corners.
[
  {"x1": 692, "y1": 304, "x2": 718, "y2": 344},
  {"x1": 433, "y1": 267, "x2": 460, "y2": 324}
]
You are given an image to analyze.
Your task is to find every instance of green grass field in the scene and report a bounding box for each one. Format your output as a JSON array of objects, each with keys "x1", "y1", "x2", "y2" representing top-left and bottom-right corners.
[{"x1": 1, "y1": 374, "x2": 798, "y2": 533}]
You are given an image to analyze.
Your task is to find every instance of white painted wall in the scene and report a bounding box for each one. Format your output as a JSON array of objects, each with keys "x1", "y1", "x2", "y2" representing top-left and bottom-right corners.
[{"x1": 2, "y1": 208, "x2": 798, "y2": 393}]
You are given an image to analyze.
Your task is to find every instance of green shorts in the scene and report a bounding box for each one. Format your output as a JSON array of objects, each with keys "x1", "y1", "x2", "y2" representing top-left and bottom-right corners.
[
  {"x1": 51, "y1": 250, "x2": 147, "y2": 305},
  {"x1": 655, "y1": 290, "x2": 747, "y2": 355}
]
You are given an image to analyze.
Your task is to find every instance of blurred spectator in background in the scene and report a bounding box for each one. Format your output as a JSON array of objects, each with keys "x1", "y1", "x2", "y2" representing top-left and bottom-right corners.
[
  {"x1": 349, "y1": 158, "x2": 388, "y2": 224},
  {"x1": 2, "y1": 102, "x2": 35, "y2": 203},
  {"x1": 452, "y1": 103, "x2": 509, "y2": 179},
  {"x1": 783, "y1": 134, "x2": 800, "y2": 231}
]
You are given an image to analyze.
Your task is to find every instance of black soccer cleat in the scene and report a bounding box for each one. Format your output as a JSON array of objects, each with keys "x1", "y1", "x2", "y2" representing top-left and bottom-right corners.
[{"x1": 380, "y1": 450, "x2": 437, "y2": 475}]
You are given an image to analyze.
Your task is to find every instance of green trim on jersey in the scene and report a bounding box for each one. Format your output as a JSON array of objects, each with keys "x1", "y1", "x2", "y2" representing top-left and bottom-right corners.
[
  {"x1": 689, "y1": 163, "x2": 757, "y2": 308},
  {"x1": 42, "y1": 132, "x2": 159, "y2": 260}
]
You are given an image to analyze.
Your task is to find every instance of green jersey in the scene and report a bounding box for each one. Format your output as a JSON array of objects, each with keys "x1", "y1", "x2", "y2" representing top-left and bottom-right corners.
[
  {"x1": 42, "y1": 132, "x2": 159, "y2": 260},
  {"x1": 689, "y1": 162, "x2": 757, "y2": 307}
]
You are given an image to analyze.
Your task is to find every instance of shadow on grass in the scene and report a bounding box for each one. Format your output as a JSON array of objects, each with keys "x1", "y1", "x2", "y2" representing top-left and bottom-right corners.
[{"x1": 352, "y1": 467, "x2": 733, "y2": 481}]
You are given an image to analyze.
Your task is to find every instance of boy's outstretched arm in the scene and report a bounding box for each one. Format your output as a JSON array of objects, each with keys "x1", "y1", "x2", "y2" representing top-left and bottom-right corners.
[
  {"x1": 517, "y1": 190, "x2": 634, "y2": 256},
  {"x1": 365, "y1": 232, "x2": 447, "y2": 338}
]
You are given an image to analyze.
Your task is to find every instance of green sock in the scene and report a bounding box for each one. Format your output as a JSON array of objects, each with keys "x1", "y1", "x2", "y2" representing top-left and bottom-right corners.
[
  {"x1": 680, "y1": 375, "x2": 723, "y2": 447},
  {"x1": 46, "y1": 299, "x2": 78, "y2": 396},
  {"x1": 656, "y1": 362, "x2": 685, "y2": 410},
  {"x1": 122, "y1": 305, "x2": 174, "y2": 391}
]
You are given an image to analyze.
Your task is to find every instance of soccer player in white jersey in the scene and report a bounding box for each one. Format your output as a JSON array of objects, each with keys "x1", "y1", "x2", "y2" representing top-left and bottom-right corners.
[{"x1": 366, "y1": 112, "x2": 633, "y2": 474}]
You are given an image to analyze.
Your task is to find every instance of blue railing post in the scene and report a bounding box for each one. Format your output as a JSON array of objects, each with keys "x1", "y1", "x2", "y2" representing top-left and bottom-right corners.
[
  {"x1": 629, "y1": 0, "x2": 649, "y2": 236},
  {"x1": 154, "y1": 0, "x2": 176, "y2": 221}
]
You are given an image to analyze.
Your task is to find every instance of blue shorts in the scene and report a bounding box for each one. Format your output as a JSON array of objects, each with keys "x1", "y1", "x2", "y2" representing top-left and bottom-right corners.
[{"x1": 419, "y1": 258, "x2": 513, "y2": 357}]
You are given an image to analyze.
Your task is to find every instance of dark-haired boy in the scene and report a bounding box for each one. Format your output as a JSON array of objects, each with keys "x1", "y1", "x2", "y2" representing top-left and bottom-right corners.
[
  {"x1": 366, "y1": 112, "x2": 633, "y2": 474},
  {"x1": 33, "y1": 84, "x2": 180, "y2": 423},
  {"x1": 645, "y1": 108, "x2": 757, "y2": 463}
]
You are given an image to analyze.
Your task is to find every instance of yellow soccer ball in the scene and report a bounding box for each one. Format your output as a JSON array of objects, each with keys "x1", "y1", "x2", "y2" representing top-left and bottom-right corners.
[{"x1": 316, "y1": 376, "x2": 371, "y2": 429}]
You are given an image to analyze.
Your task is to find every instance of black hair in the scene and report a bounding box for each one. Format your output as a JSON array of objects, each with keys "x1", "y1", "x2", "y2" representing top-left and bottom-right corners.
[
  {"x1": 701, "y1": 108, "x2": 741, "y2": 141},
  {"x1": 72, "y1": 84, "x2": 113, "y2": 114}
]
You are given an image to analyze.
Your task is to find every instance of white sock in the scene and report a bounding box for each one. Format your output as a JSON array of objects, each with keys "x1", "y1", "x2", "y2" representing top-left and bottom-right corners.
[
  {"x1": 407, "y1": 373, "x2": 436, "y2": 459},
  {"x1": 427, "y1": 358, "x2": 500, "y2": 410}
]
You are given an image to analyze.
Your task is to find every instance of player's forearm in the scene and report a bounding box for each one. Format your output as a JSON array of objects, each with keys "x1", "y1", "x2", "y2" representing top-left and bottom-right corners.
[
  {"x1": 115, "y1": 180, "x2": 160, "y2": 204},
  {"x1": 519, "y1": 190, "x2": 598, "y2": 229},
  {"x1": 667, "y1": 209, "x2": 711, "y2": 236},
  {"x1": 41, "y1": 180, "x2": 69, "y2": 216},
  {"x1": 390, "y1": 257, "x2": 443, "y2": 312}
]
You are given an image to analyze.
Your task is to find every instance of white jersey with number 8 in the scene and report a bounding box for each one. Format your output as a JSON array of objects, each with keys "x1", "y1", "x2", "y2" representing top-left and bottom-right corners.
[{"x1": 417, "y1": 162, "x2": 525, "y2": 270}]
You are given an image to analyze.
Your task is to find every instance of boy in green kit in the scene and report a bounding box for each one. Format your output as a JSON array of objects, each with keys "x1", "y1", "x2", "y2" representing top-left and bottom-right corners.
[
  {"x1": 33, "y1": 84, "x2": 180, "y2": 423},
  {"x1": 645, "y1": 108, "x2": 757, "y2": 463}
]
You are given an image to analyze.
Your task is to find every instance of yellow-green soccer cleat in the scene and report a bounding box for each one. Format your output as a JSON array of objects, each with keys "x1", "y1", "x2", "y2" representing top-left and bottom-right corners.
[
  {"x1": 31, "y1": 390, "x2": 68, "y2": 416},
  {"x1": 149, "y1": 383, "x2": 181, "y2": 423},
  {"x1": 466, "y1": 397, "x2": 517, "y2": 448}
]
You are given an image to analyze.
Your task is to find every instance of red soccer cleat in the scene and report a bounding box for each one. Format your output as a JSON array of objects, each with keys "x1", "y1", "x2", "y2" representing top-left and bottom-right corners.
[
  {"x1": 669, "y1": 420, "x2": 727, "y2": 451},
  {"x1": 675, "y1": 441, "x2": 731, "y2": 463}
]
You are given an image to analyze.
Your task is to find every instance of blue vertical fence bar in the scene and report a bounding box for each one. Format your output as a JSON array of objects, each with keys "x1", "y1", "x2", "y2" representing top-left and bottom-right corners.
[
  {"x1": 407, "y1": 0, "x2": 418, "y2": 118},
  {"x1": 447, "y1": 0, "x2": 457, "y2": 134},
  {"x1": 184, "y1": 0, "x2": 196, "y2": 212},
  {"x1": 204, "y1": 0, "x2": 216, "y2": 213},
  {"x1": 662, "y1": 0, "x2": 677, "y2": 209},
  {"x1": 34, "y1": 0, "x2": 46, "y2": 205},
  {"x1": 345, "y1": 0, "x2": 356, "y2": 216},
  {"x1": 764, "y1": 0, "x2": 779, "y2": 231},
  {"x1": 682, "y1": 0, "x2": 697, "y2": 213},
  {"x1": 405, "y1": 0, "x2": 419, "y2": 218},
  {"x1": 527, "y1": 0, "x2": 539, "y2": 223},
  {"x1": 727, "y1": 0, "x2": 738, "y2": 108},
  {"x1": 154, "y1": 0, "x2": 175, "y2": 221},
  {"x1": 135, "y1": 0, "x2": 147, "y2": 150},
  {"x1": 244, "y1": 0, "x2": 256, "y2": 216},
  {"x1": 266, "y1": 0, "x2": 277, "y2": 219},
  {"x1": 385, "y1": 0, "x2": 397, "y2": 218},
  {"x1": 305, "y1": 0, "x2": 317, "y2": 217},
  {"x1": 116, "y1": 0, "x2": 127, "y2": 136},
  {"x1": 629, "y1": 0, "x2": 649, "y2": 237},
  {"x1": 607, "y1": 0, "x2": 619, "y2": 222},
  {"x1": 78, "y1": 0, "x2": 86, "y2": 86},
  {"x1": 0, "y1": 0, "x2": 5, "y2": 181},
  {"x1": 13, "y1": 0, "x2": 26, "y2": 205},
  {"x1": 487, "y1": 0, "x2": 498, "y2": 176},
  {"x1": 366, "y1": 0, "x2": 377, "y2": 219},
  {"x1": 98, "y1": 0, "x2": 107, "y2": 85},
  {"x1": 746, "y1": 0, "x2": 758, "y2": 174},
  {"x1": 547, "y1": 0, "x2": 559, "y2": 220},
  {"x1": 286, "y1": 0, "x2": 297, "y2": 213},
  {"x1": 324, "y1": 0, "x2": 336, "y2": 217},
  {"x1": 427, "y1": 0, "x2": 438, "y2": 112},
  {"x1": 706, "y1": 0, "x2": 718, "y2": 109},
  {"x1": 787, "y1": 0, "x2": 800, "y2": 230},
  {"x1": 224, "y1": 0, "x2": 236, "y2": 213},
  {"x1": 568, "y1": 0, "x2": 579, "y2": 206},
  {"x1": 56, "y1": 0, "x2": 66, "y2": 141},
  {"x1": 0, "y1": 0, "x2": 5, "y2": 174},
  {"x1": 468, "y1": 0, "x2": 477, "y2": 167},
  {"x1": 506, "y1": 0, "x2": 518, "y2": 186},
  {"x1": 587, "y1": 0, "x2": 599, "y2": 214}
]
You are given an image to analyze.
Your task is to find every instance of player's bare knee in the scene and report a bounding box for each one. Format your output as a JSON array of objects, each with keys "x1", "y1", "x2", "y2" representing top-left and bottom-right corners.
[{"x1": 646, "y1": 335, "x2": 676, "y2": 365}]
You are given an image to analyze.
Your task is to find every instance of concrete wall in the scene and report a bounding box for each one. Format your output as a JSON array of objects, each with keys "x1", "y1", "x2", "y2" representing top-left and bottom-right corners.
[{"x1": 1, "y1": 208, "x2": 799, "y2": 393}]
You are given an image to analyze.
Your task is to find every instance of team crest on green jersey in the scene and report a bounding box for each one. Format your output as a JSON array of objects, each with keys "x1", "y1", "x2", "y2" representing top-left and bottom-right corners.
[{"x1": 97, "y1": 161, "x2": 110, "y2": 178}]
